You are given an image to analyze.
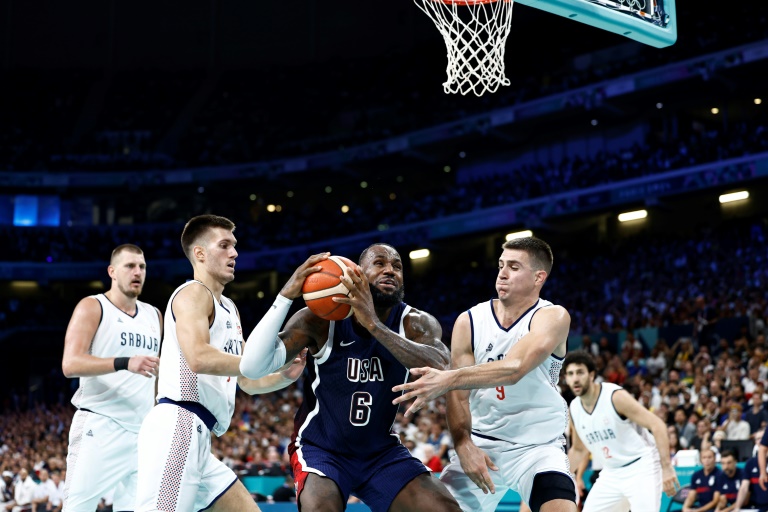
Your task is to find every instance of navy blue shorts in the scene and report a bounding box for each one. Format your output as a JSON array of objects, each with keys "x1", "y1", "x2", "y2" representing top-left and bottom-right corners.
[{"x1": 290, "y1": 442, "x2": 429, "y2": 512}]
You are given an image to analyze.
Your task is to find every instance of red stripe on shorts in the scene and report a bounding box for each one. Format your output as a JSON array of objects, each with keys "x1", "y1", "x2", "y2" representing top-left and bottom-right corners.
[{"x1": 290, "y1": 451, "x2": 309, "y2": 502}]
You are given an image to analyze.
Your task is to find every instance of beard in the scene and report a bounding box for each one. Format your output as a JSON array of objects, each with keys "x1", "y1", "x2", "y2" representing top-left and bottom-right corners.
[
  {"x1": 370, "y1": 283, "x2": 404, "y2": 309},
  {"x1": 118, "y1": 282, "x2": 142, "y2": 298}
]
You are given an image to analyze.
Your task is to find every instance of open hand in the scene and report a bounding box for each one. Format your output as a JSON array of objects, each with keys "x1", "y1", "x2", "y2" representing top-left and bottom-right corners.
[
  {"x1": 456, "y1": 441, "x2": 499, "y2": 494},
  {"x1": 280, "y1": 253, "x2": 330, "y2": 299},
  {"x1": 280, "y1": 348, "x2": 308, "y2": 381},
  {"x1": 392, "y1": 367, "x2": 453, "y2": 417}
]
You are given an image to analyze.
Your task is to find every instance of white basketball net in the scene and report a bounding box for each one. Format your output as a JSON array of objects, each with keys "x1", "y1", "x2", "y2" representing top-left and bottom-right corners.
[{"x1": 415, "y1": 0, "x2": 514, "y2": 96}]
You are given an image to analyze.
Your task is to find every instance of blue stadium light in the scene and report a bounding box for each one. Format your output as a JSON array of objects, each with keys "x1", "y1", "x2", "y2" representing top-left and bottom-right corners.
[{"x1": 13, "y1": 195, "x2": 38, "y2": 226}]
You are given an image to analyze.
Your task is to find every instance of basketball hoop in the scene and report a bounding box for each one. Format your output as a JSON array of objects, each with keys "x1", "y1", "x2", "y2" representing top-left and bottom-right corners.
[{"x1": 415, "y1": 0, "x2": 514, "y2": 96}]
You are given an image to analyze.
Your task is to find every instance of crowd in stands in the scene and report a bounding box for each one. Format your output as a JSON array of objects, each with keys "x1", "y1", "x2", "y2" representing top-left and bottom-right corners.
[
  {"x1": 2, "y1": 113, "x2": 766, "y2": 269},
  {"x1": 3, "y1": 310, "x2": 768, "y2": 507},
  {"x1": 2, "y1": 210, "x2": 766, "y2": 346}
]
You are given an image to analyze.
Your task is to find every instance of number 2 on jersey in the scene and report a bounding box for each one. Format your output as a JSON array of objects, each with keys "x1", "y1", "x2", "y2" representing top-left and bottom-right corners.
[{"x1": 602, "y1": 446, "x2": 612, "y2": 459}]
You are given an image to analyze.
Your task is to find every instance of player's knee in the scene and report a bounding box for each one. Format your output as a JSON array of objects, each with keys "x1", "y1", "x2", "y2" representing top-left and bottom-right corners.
[
  {"x1": 529, "y1": 471, "x2": 576, "y2": 512},
  {"x1": 298, "y1": 493, "x2": 343, "y2": 512},
  {"x1": 298, "y1": 476, "x2": 344, "y2": 512}
]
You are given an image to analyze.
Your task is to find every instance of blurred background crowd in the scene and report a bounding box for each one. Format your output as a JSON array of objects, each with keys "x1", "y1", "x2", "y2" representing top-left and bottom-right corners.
[{"x1": 2, "y1": 0, "x2": 768, "y2": 509}]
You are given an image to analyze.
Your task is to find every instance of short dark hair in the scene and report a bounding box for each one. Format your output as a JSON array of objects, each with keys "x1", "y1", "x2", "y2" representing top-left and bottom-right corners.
[
  {"x1": 358, "y1": 243, "x2": 399, "y2": 265},
  {"x1": 563, "y1": 350, "x2": 597, "y2": 374},
  {"x1": 110, "y1": 244, "x2": 143, "y2": 265},
  {"x1": 181, "y1": 215, "x2": 235, "y2": 260},
  {"x1": 502, "y1": 237, "x2": 553, "y2": 274},
  {"x1": 720, "y1": 448, "x2": 737, "y2": 461}
]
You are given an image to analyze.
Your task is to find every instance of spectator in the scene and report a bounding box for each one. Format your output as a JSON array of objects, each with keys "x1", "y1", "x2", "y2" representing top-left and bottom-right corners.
[
  {"x1": 721, "y1": 404, "x2": 751, "y2": 440},
  {"x1": 271, "y1": 475, "x2": 296, "y2": 503},
  {"x1": 626, "y1": 351, "x2": 648, "y2": 378},
  {"x1": 420, "y1": 445, "x2": 443, "y2": 473},
  {"x1": 426, "y1": 421, "x2": 451, "y2": 462},
  {"x1": 673, "y1": 408, "x2": 697, "y2": 448},
  {"x1": 668, "y1": 426, "x2": 681, "y2": 464},
  {"x1": 646, "y1": 345, "x2": 667, "y2": 378},
  {"x1": 745, "y1": 390, "x2": 768, "y2": 435},
  {"x1": 0, "y1": 472, "x2": 13, "y2": 508},
  {"x1": 714, "y1": 449, "x2": 743, "y2": 511},
  {"x1": 5, "y1": 468, "x2": 35, "y2": 512},
  {"x1": 260, "y1": 446, "x2": 288, "y2": 477},
  {"x1": 681, "y1": 447, "x2": 721, "y2": 512},
  {"x1": 30, "y1": 469, "x2": 54, "y2": 512},
  {"x1": 581, "y1": 336, "x2": 600, "y2": 357},
  {"x1": 690, "y1": 418, "x2": 714, "y2": 452},
  {"x1": 742, "y1": 366, "x2": 761, "y2": 398},
  {"x1": 47, "y1": 471, "x2": 63, "y2": 512}
]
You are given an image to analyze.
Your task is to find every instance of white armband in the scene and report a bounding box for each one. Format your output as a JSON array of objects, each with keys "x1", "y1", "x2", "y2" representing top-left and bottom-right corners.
[{"x1": 239, "y1": 295, "x2": 291, "y2": 380}]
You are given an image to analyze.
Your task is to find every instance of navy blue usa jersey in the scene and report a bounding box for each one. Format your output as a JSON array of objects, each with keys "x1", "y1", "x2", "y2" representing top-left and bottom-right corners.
[{"x1": 291, "y1": 303, "x2": 411, "y2": 456}]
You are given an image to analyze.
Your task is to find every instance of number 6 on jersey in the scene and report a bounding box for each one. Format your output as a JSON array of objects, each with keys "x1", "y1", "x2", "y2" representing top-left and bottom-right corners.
[{"x1": 350, "y1": 391, "x2": 373, "y2": 426}]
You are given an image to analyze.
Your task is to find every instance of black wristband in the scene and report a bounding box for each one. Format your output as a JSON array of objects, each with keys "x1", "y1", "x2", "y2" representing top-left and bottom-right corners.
[{"x1": 114, "y1": 357, "x2": 130, "y2": 372}]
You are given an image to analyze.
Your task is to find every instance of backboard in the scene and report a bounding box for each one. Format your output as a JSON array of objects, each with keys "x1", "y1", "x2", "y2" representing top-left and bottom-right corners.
[{"x1": 517, "y1": 0, "x2": 676, "y2": 48}]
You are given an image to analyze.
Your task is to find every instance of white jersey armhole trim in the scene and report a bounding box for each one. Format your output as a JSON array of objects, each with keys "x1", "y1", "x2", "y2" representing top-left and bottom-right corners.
[
  {"x1": 89, "y1": 296, "x2": 104, "y2": 354},
  {"x1": 314, "y1": 322, "x2": 334, "y2": 364},
  {"x1": 610, "y1": 388, "x2": 631, "y2": 422},
  {"x1": 170, "y1": 280, "x2": 216, "y2": 328},
  {"x1": 529, "y1": 304, "x2": 566, "y2": 360}
]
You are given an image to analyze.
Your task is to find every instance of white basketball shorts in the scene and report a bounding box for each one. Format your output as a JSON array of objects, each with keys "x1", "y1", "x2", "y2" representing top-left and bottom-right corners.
[
  {"x1": 440, "y1": 433, "x2": 573, "y2": 512},
  {"x1": 136, "y1": 402, "x2": 237, "y2": 512},
  {"x1": 582, "y1": 454, "x2": 662, "y2": 512},
  {"x1": 63, "y1": 410, "x2": 139, "y2": 512}
]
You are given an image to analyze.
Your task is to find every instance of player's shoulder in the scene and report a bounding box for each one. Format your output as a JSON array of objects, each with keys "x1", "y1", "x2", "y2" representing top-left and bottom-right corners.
[
  {"x1": 285, "y1": 306, "x2": 331, "y2": 333},
  {"x1": 531, "y1": 303, "x2": 570, "y2": 324},
  {"x1": 403, "y1": 305, "x2": 442, "y2": 335},
  {"x1": 173, "y1": 280, "x2": 215, "y2": 311},
  {"x1": 175, "y1": 280, "x2": 213, "y2": 299},
  {"x1": 74, "y1": 295, "x2": 104, "y2": 314},
  {"x1": 404, "y1": 304, "x2": 437, "y2": 323},
  {"x1": 136, "y1": 298, "x2": 159, "y2": 310},
  {"x1": 569, "y1": 395, "x2": 582, "y2": 410}
]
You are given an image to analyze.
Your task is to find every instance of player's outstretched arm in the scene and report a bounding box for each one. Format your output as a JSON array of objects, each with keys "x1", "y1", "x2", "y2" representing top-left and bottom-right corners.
[
  {"x1": 174, "y1": 283, "x2": 241, "y2": 376},
  {"x1": 612, "y1": 389, "x2": 680, "y2": 498},
  {"x1": 567, "y1": 418, "x2": 590, "y2": 499},
  {"x1": 239, "y1": 348, "x2": 307, "y2": 395},
  {"x1": 336, "y1": 266, "x2": 450, "y2": 370},
  {"x1": 393, "y1": 307, "x2": 569, "y2": 413},
  {"x1": 240, "y1": 253, "x2": 328, "y2": 380},
  {"x1": 62, "y1": 297, "x2": 159, "y2": 378},
  {"x1": 447, "y1": 313, "x2": 499, "y2": 494}
]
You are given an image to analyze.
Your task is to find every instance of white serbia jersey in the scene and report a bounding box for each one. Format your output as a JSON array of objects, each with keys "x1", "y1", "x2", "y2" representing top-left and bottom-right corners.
[
  {"x1": 71, "y1": 294, "x2": 161, "y2": 433},
  {"x1": 570, "y1": 382, "x2": 657, "y2": 469},
  {"x1": 468, "y1": 298, "x2": 569, "y2": 445},
  {"x1": 157, "y1": 281, "x2": 242, "y2": 436}
]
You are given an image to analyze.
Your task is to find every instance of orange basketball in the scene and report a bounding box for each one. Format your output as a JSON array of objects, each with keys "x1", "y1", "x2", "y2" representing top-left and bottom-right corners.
[{"x1": 301, "y1": 255, "x2": 357, "y2": 321}]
